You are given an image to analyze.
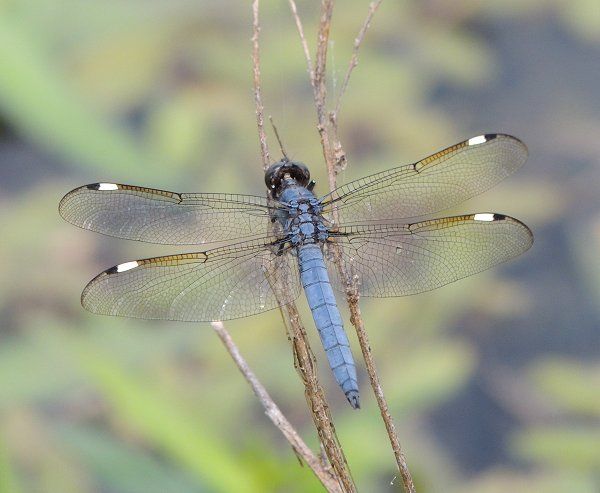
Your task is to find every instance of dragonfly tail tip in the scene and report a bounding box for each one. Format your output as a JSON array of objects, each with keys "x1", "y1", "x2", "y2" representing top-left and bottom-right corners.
[{"x1": 346, "y1": 391, "x2": 360, "y2": 410}]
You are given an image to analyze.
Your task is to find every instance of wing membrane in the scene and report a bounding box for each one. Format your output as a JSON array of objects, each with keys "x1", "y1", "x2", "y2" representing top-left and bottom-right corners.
[
  {"x1": 320, "y1": 134, "x2": 528, "y2": 223},
  {"x1": 324, "y1": 213, "x2": 533, "y2": 297},
  {"x1": 81, "y1": 239, "x2": 300, "y2": 321},
  {"x1": 59, "y1": 183, "x2": 276, "y2": 245}
]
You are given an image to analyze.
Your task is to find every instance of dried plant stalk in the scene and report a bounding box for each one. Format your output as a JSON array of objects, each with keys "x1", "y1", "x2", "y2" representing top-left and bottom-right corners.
[
  {"x1": 334, "y1": 0, "x2": 383, "y2": 115},
  {"x1": 252, "y1": 0, "x2": 270, "y2": 167},
  {"x1": 251, "y1": 1, "x2": 356, "y2": 491},
  {"x1": 289, "y1": 1, "x2": 416, "y2": 491},
  {"x1": 280, "y1": 302, "x2": 355, "y2": 493},
  {"x1": 211, "y1": 321, "x2": 342, "y2": 492}
]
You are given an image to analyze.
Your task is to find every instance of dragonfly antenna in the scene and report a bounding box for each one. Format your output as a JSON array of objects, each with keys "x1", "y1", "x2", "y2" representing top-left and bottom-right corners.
[{"x1": 269, "y1": 116, "x2": 288, "y2": 161}]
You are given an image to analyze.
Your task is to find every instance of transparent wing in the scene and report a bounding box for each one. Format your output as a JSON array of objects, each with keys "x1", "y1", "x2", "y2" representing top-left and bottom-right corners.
[
  {"x1": 59, "y1": 183, "x2": 277, "y2": 245},
  {"x1": 81, "y1": 239, "x2": 301, "y2": 321},
  {"x1": 320, "y1": 134, "x2": 528, "y2": 223},
  {"x1": 323, "y1": 213, "x2": 533, "y2": 297}
]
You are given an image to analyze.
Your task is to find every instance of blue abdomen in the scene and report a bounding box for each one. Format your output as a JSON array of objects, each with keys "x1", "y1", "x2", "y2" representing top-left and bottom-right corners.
[{"x1": 297, "y1": 244, "x2": 359, "y2": 408}]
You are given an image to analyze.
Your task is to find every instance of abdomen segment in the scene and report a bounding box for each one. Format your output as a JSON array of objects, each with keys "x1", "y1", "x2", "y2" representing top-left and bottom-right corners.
[{"x1": 297, "y1": 244, "x2": 359, "y2": 408}]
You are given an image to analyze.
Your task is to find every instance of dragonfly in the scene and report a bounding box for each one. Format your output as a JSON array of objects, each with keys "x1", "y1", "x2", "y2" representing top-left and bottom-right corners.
[{"x1": 59, "y1": 133, "x2": 533, "y2": 409}]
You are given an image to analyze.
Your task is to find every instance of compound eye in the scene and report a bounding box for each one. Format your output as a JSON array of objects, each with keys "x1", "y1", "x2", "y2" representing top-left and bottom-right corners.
[
  {"x1": 264, "y1": 162, "x2": 282, "y2": 189},
  {"x1": 292, "y1": 162, "x2": 310, "y2": 186}
]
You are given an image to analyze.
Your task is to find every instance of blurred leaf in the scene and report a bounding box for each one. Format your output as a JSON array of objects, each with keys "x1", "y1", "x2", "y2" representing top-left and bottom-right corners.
[
  {"x1": 71, "y1": 26, "x2": 173, "y2": 113},
  {"x1": 50, "y1": 329, "x2": 263, "y2": 493},
  {"x1": 0, "y1": 184, "x2": 96, "y2": 319},
  {"x1": 3, "y1": 410, "x2": 91, "y2": 493},
  {"x1": 557, "y1": 0, "x2": 600, "y2": 43},
  {"x1": 0, "y1": 15, "x2": 156, "y2": 180},
  {"x1": 386, "y1": 341, "x2": 477, "y2": 412},
  {"x1": 334, "y1": 411, "x2": 422, "y2": 489},
  {"x1": 528, "y1": 357, "x2": 600, "y2": 417},
  {"x1": 461, "y1": 468, "x2": 597, "y2": 493},
  {"x1": 57, "y1": 425, "x2": 203, "y2": 493},
  {"x1": 0, "y1": 433, "x2": 22, "y2": 493},
  {"x1": 144, "y1": 89, "x2": 212, "y2": 168},
  {"x1": 239, "y1": 440, "x2": 324, "y2": 493},
  {"x1": 0, "y1": 335, "x2": 78, "y2": 408},
  {"x1": 511, "y1": 427, "x2": 600, "y2": 472},
  {"x1": 418, "y1": 27, "x2": 496, "y2": 88}
]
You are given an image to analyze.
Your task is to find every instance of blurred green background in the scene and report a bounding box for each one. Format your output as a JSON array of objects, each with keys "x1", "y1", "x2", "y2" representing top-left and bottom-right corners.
[{"x1": 0, "y1": 1, "x2": 598, "y2": 492}]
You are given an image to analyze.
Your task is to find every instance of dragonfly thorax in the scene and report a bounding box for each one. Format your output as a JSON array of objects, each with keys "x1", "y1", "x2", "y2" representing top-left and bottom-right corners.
[
  {"x1": 272, "y1": 184, "x2": 329, "y2": 247},
  {"x1": 286, "y1": 199, "x2": 329, "y2": 246}
]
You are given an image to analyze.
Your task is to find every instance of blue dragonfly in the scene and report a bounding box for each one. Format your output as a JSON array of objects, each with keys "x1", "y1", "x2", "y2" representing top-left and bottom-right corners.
[{"x1": 59, "y1": 134, "x2": 533, "y2": 408}]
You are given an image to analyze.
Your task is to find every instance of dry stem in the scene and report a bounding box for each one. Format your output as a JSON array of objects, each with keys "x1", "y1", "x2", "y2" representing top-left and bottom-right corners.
[
  {"x1": 250, "y1": 2, "x2": 356, "y2": 491},
  {"x1": 289, "y1": 1, "x2": 416, "y2": 491},
  {"x1": 279, "y1": 302, "x2": 356, "y2": 493},
  {"x1": 334, "y1": 0, "x2": 383, "y2": 116},
  {"x1": 252, "y1": 0, "x2": 270, "y2": 166},
  {"x1": 211, "y1": 321, "x2": 341, "y2": 492},
  {"x1": 288, "y1": 0, "x2": 315, "y2": 86}
]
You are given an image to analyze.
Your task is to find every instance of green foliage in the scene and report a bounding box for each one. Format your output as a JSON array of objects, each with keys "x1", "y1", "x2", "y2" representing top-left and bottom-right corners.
[
  {"x1": 385, "y1": 341, "x2": 476, "y2": 412},
  {"x1": 511, "y1": 427, "x2": 600, "y2": 472},
  {"x1": 57, "y1": 328, "x2": 262, "y2": 493},
  {"x1": 0, "y1": 433, "x2": 22, "y2": 493},
  {"x1": 529, "y1": 358, "x2": 600, "y2": 417},
  {"x1": 0, "y1": 16, "x2": 153, "y2": 180},
  {"x1": 506, "y1": 357, "x2": 600, "y2": 488},
  {"x1": 55, "y1": 425, "x2": 206, "y2": 493}
]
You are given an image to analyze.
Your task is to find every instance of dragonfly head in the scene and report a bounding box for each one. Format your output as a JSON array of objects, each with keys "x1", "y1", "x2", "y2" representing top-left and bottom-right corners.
[{"x1": 265, "y1": 159, "x2": 311, "y2": 197}]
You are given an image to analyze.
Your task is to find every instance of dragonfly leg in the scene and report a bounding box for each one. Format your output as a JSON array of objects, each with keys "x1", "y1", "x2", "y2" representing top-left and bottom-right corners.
[{"x1": 276, "y1": 242, "x2": 286, "y2": 256}]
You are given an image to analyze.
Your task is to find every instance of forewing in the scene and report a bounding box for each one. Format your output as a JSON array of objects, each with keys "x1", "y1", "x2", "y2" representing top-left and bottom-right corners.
[
  {"x1": 59, "y1": 183, "x2": 276, "y2": 245},
  {"x1": 324, "y1": 214, "x2": 533, "y2": 297},
  {"x1": 320, "y1": 134, "x2": 528, "y2": 223},
  {"x1": 81, "y1": 239, "x2": 301, "y2": 321}
]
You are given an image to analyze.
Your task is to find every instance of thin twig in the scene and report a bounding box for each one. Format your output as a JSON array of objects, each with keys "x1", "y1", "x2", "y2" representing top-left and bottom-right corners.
[
  {"x1": 280, "y1": 301, "x2": 356, "y2": 493},
  {"x1": 211, "y1": 322, "x2": 341, "y2": 492},
  {"x1": 308, "y1": 0, "x2": 336, "y2": 180},
  {"x1": 334, "y1": 0, "x2": 383, "y2": 116},
  {"x1": 289, "y1": 1, "x2": 417, "y2": 491},
  {"x1": 251, "y1": 3, "x2": 355, "y2": 492},
  {"x1": 314, "y1": 0, "x2": 334, "y2": 125},
  {"x1": 348, "y1": 305, "x2": 416, "y2": 492},
  {"x1": 288, "y1": 0, "x2": 315, "y2": 88},
  {"x1": 289, "y1": 0, "x2": 333, "y2": 172},
  {"x1": 329, "y1": 0, "x2": 382, "y2": 175},
  {"x1": 269, "y1": 116, "x2": 289, "y2": 160},
  {"x1": 252, "y1": 0, "x2": 270, "y2": 167}
]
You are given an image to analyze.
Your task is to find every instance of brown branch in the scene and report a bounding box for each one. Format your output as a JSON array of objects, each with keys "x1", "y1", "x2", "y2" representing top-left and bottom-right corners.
[
  {"x1": 288, "y1": 0, "x2": 334, "y2": 176},
  {"x1": 347, "y1": 304, "x2": 416, "y2": 493},
  {"x1": 279, "y1": 302, "x2": 356, "y2": 493},
  {"x1": 334, "y1": 0, "x2": 383, "y2": 116},
  {"x1": 314, "y1": 0, "x2": 334, "y2": 126},
  {"x1": 251, "y1": 2, "x2": 355, "y2": 492},
  {"x1": 289, "y1": 1, "x2": 416, "y2": 492},
  {"x1": 252, "y1": 0, "x2": 270, "y2": 167},
  {"x1": 288, "y1": 0, "x2": 315, "y2": 87},
  {"x1": 211, "y1": 322, "x2": 342, "y2": 492}
]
